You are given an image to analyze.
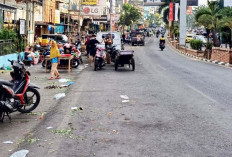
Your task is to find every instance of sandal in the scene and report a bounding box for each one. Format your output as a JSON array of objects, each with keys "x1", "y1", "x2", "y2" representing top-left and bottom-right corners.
[
  {"x1": 55, "y1": 76, "x2": 61, "y2": 79},
  {"x1": 49, "y1": 77, "x2": 54, "y2": 80}
]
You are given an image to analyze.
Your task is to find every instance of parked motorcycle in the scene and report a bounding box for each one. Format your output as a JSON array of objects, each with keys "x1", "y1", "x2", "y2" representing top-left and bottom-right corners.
[
  {"x1": 106, "y1": 45, "x2": 119, "y2": 63},
  {"x1": 94, "y1": 47, "x2": 106, "y2": 71},
  {"x1": 0, "y1": 56, "x2": 40, "y2": 122},
  {"x1": 71, "y1": 46, "x2": 83, "y2": 68},
  {"x1": 160, "y1": 42, "x2": 165, "y2": 51}
]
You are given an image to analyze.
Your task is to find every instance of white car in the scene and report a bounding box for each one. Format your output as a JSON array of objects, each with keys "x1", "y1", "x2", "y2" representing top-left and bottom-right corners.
[
  {"x1": 194, "y1": 35, "x2": 207, "y2": 44},
  {"x1": 96, "y1": 32, "x2": 122, "y2": 50}
]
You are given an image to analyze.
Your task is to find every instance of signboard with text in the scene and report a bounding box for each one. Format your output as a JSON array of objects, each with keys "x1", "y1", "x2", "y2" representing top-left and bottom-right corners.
[
  {"x1": 224, "y1": 0, "x2": 232, "y2": 7},
  {"x1": 19, "y1": 19, "x2": 25, "y2": 35},
  {"x1": 81, "y1": 6, "x2": 103, "y2": 16},
  {"x1": 82, "y1": 0, "x2": 97, "y2": 5}
]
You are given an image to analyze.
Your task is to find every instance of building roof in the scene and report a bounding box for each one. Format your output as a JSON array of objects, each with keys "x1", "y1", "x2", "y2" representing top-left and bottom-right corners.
[{"x1": 0, "y1": 3, "x2": 17, "y2": 12}]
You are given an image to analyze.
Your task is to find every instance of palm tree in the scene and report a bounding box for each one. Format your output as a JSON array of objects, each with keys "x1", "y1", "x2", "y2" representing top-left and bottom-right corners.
[{"x1": 195, "y1": 0, "x2": 221, "y2": 46}]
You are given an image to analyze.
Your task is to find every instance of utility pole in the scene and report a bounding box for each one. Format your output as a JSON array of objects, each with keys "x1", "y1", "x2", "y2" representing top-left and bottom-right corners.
[
  {"x1": 179, "y1": 0, "x2": 187, "y2": 46},
  {"x1": 110, "y1": 0, "x2": 114, "y2": 32},
  {"x1": 26, "y1": 0, "x2": 30, "y2": 45},
  {"x1": 78, "y1": 0, "x2": 81, "y2": 37},
  {"x1": 68, "y1": 0, "x2": 71, "y2": 34}
]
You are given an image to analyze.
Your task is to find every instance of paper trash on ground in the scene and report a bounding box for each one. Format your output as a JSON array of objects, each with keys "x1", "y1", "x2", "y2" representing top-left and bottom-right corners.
[
  {"x1": 120, "y1": 95, "x2": 129, "y2": 100},
  {"x1": 122, "y1": 100, "x2": 130, "y2": 103},
  {"x1": 54, "y1": 93, "x2": 66, "y2": 100},
  {"x1": 3, "y1": 141, "x2": 13, "y2": 144},
  {"x1": 59, "y1": 79, "x2": 71, "y2": 83},
  {"x1": 10, "y1": 150, "x2": 29, "y2": 157}
]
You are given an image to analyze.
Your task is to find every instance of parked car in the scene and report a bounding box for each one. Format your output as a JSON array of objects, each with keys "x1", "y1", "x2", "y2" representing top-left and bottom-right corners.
[
  {"x1": 186, "y1": 34, "x2": 194, "y2": 43},
  {"x1": 131, "y1": 32, "x2": 145, "y2": 46},
  {"x1": 194, "y1": 35, "x2": 207, "y2": 44},
  {"x1": 41, "y1": 34, "x2": 68, "y2": 47},
  {"x1": 96, "y1": 32, "x2": 123, "y2": 50}
]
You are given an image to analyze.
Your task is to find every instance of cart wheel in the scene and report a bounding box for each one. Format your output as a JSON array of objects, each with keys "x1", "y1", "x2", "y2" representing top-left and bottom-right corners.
[
  {"x1": 131, "y1": 58, "x2": 135, "y2": 71},
  {"x1": 115, "y1": 61, "x2": 118, "y2": 71}
]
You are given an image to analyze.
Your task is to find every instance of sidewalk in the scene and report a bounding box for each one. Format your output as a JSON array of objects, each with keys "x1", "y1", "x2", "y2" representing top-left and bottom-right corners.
[{"x1": 0, "y1": 61, "x2": 88, "y2": 157}]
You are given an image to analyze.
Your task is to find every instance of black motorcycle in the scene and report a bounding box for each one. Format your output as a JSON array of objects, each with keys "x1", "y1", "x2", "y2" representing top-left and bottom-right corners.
[
  {"x1": 160, "y1": 42, "x2": 165, "y2": 51},
  {"x1": 106, "y1": 46, "x2": 119, "y2": 63},
  {"x1": 0, "y1": 56, "x2": 40, "y2": 122}
]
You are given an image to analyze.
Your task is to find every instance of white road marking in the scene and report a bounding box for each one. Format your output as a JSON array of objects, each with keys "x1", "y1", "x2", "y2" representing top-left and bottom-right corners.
[
  {"x1": 186, "y1": 84, "x2": 218, "y2": 104},
  {"x1": 157, "y1": 64, "x2": 167, "y2": 71}
]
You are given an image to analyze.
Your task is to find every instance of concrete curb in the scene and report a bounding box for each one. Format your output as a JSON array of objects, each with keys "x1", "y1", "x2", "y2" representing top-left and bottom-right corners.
[{"x1": 166, "y1": 39, "x2": 232, "y2": 69}]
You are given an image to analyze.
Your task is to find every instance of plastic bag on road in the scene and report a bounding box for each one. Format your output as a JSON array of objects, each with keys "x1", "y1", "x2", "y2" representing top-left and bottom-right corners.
[
  {"x1": 120, "y1": 95, "x2": 129, "y2": 100},
  {"x1": 59, "y1": 79, "x2": 71, "y2": 83},
  {"x1": 10, "y1": 150, "x2": 29, "y2": 157},
  {"x1": 122, "y1": 100, "x2": 130, "y2": 103},
  {"x1": 54, "y1": 93, "x2": 66, "y2": 100}
]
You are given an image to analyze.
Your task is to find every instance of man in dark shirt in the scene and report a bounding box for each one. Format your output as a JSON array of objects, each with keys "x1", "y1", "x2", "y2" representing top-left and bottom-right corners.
[{"x1": 89, "y1": 34, "x2": 101, "y2": 67}]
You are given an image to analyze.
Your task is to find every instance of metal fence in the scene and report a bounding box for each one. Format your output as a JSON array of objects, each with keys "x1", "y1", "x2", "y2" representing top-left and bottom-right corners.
[{"x1": 0, "y1": 39, "x2": 15, "y2": 56}]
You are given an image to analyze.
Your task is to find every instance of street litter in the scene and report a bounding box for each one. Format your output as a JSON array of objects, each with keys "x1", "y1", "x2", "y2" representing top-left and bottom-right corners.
[
  {"x1": 71, "y1": 107, "x2": 78, "y2": 110},
  {"x1": 46, "y1": 126, "x2": 53, "y2": 130},
  {"x1": 120, "y1": 95, "x2": 129, "y2": 100},
  {"x1": 67, "y1": 82, "x2": 74, "y2": 86},
  {"x1": 59, "y1": 79, "x2": 71, "y2": 83},
  {"x1": 54, "y1": 93, "x2": 66, "y2": 100},
  {"x1": 107, "y1": 112, "x2": 112, "y2": 117},
  {"x1": 3, "y1": 141, "x2": 13, "y2": 144},
  {"x1": 122, "y1": 100, "x2": 130, "y2": 103},
  {"x1": 10, "y1": 149, "x2": 29, "y2": 157}
]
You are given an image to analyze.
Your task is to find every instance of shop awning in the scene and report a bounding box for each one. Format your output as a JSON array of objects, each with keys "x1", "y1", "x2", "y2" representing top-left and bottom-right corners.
[{"x1": 0, "y1": 3, "x2": 17, "y2": 12}]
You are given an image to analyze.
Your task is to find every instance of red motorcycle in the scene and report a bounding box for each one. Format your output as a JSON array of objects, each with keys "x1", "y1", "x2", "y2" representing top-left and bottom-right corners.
[{"x1": 0, "y1": 57, "x2": 40, "y2": 122}]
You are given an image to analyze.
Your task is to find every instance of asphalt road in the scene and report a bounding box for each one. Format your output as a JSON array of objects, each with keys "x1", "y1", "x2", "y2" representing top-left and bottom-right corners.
[{"x1": 4, "y1": 36, "x2": 232, "y2": 157}]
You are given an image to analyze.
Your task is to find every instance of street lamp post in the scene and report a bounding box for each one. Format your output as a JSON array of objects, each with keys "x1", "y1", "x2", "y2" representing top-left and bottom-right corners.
[{"x1": 179, "y1": 0, "x2": 187, "y2": 46}]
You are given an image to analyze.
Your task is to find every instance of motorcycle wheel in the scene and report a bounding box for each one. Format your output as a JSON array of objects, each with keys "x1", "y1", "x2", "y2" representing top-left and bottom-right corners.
[
  {"x1": 94, "y1": 60, "x2": 98, "y2": 71},
  {"x1": 17, "y1": 88, "x2": 40, "y2": 113}
]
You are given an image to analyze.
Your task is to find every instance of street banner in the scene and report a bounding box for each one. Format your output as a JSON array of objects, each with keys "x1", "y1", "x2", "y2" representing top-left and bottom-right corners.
[
  {"x1": 224, "y1": 0, "x2": 232, "y2": 7},
  {"x1": 82, "y1": 0, "x2": 97, "y2": 5},
  {"x1": 81, "y1": 6, "x2": 103, "y2": 16},
  {"x1": 175, "y1": 3, "x2": 179, "y2": 21},
  {"x1": 169, "y1": 3, "x2": 173, "y2": 22},
  {"x1": 34, "y1": 5, "x2": 42, "y2": 22}
]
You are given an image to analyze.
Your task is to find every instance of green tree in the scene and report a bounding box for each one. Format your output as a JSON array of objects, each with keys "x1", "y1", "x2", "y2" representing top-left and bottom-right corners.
[
  {"x1": 195, "y1": 0, "x2": 222, "y2": 46},
  {"x1": 118, "y1": 4, "x2": 142, "y2": 30}
]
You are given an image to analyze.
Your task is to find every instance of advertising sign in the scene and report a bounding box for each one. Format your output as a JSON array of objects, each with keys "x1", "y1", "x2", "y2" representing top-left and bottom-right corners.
[
  {"x1": 224, "y1": 0, "x2": 232, "y2": 7},
  {"x1": 93, "y1": 15, "x2": 107, "y2": 22},
  {"x1": 169, "y1": 3, "x2": 173, "y2": 22},
  {"x1": 144, "y1": 0, "x2": 198, "y2": 6},
  {"x1": 55, "y1": 10, "x2": 60, "y2": 24},
  {"x1": 19, "y1": 19, "x2": 25, "y2": 35},
  {"x1": 34, "y1": 5, "x2": 42, "y2": 22},
  {"x1": 144, "y1": 0, "x2": 165, "y2": 6},
  {"x1": 81, "y1": 6, "x2": 103, "y2": 16},
  {"x1": 4, "y1": 12, "x2": 14, "y2": 23},
  {"x1": 187, "y1": 0, "x2": 198, "y2": 6},
  {"x1": 82, "y1": 0, "x2": 97, "y2": 5}
]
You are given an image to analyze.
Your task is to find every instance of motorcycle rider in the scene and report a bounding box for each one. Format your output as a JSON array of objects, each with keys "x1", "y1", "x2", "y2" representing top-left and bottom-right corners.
[{"x1": 159, "y1": 35, "x2": 165, "y2": 48}]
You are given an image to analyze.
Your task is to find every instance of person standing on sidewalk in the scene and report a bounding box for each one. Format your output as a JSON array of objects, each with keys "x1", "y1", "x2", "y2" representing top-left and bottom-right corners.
[{"x1": 49, "y1": 40, "x2": 61, "y2": 80}]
